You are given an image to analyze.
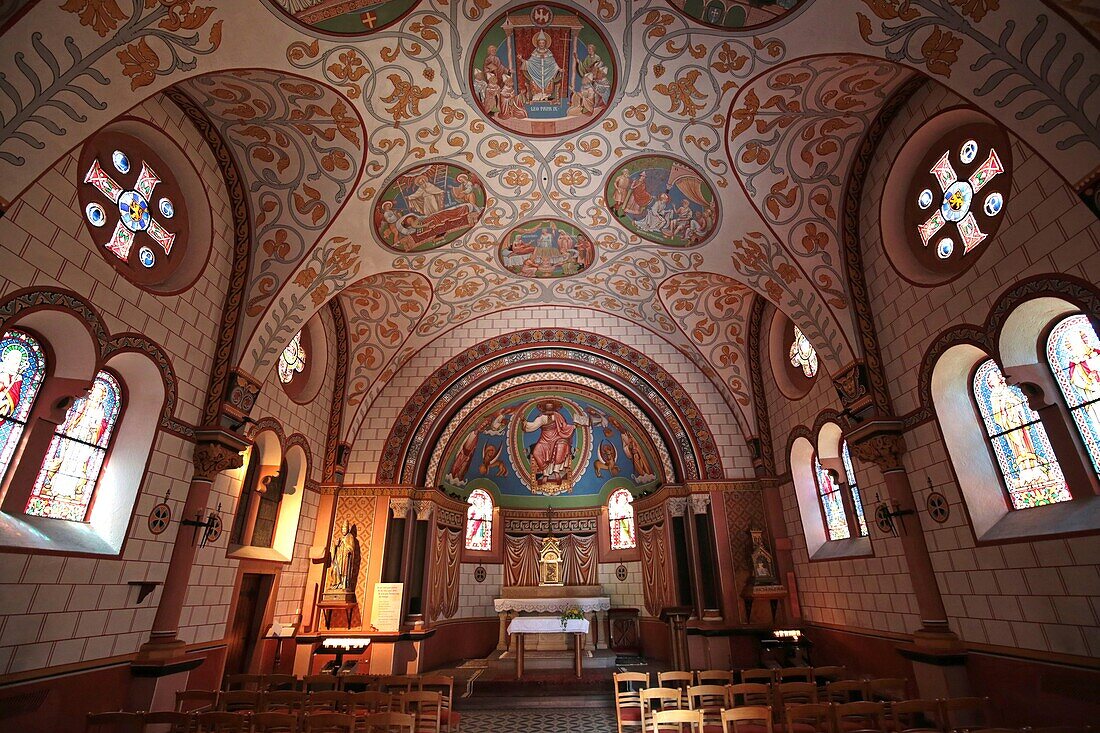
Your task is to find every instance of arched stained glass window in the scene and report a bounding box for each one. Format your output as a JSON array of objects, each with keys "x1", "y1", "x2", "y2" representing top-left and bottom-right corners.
[
  {"x1": 841, "y1": 441, "x2": 869, "y2": 537},
  {"x1": 279, "y1": 331, "x2": 306, "y2": 385},
  {"x1": 790, "y1": 327, "x2": 818, "y2": 378},
  {"x1": 1047, "y1": 314, "x2": 1100, "y2": 477},
  {"x1": 27, "y1": 370, "x2": 123, "y2": 521},
  {"x1": 813, "y1": 454, "x2": 850, "y2": 541},
  {"x1": 972, "y1": 359, "x2": 1071, "y2": 510},
  {"x1": 465, "y1": 488, "x2": 493, "y2": 551},
  {"x1": 609, "y1": 487, "x2": 636, "y2": 550},
  {"x1": 0, "y1": 330, "x2": 46, "y2": 483}
]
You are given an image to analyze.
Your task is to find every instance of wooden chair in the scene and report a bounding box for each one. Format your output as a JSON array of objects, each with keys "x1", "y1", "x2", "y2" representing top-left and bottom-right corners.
[
  {"x1": 339, "y1": 674, "x2": 379, "y2": 693},
  {"x1": 741, "y1": 669, "x2": 776, "y2": 685},
  {"x1": 380, "y1": 675, "x2": 420, "y2": 693},
  {"x1": 941, "y1": 697, "x2": 991, "y2": 732},
  {"x1": 402, "y1": 690, "x2": 442, "y2": 733},
  {"x1": 176, "y1": 690, "x2": 219, "y2": 713},
  {"x1": 823, "y1": 681, "x2": 865, "y2": 705},
  {"x1": 641, "y1": 687, "x2": 684, "y2": 733},
  {"x1": 306, "y1": 691, "x2": 350, "y2": 713},
  {"x1": 250, "y1": 712, "x2": 300, "y2": 733},
  {"x1": 658, "y1": 671, "x2": 695, "y2": 703},
  {"x1": 774, "y1": 681, "x2": 818, "y2": 709},
  {"x1": 218, "y1": 690, "x2": 260, "y2": 713},
  {"x1": 87, "y1": 712, "x2": 143, "y2": 733},
  {"x1": 347, "y1": 691, "x2": 397, "y2": 715},
  {"x1": 686, "y1": 684, "x2": 728, "y2": 730},
  {"x1": 813, "y1": 667, "x2": 849, "y2": 686},
  {"x1": 301, "y1": 676, "x2": 339, "y2": 693},
  {"x1": 865, "y1": 679, "x2": 908, "y2": 703},
  {"x1": 361, "y1": 712, "x2": 416, "y2": 733},
  {"x1": 195, "y1": 712, "x2": 248, "y2": 733},
  {"x1": 141, "y1": 711, "x2": 194, "y2": 733},
  {"x1": 834, "y1": 701, "x2": 886, "y2": 733},
  {"x1": 652, "y1": 709, "x2": 704, "y2": 733},
  {"x1": 728, "y1": 683, "x2": 772, "y2": 708},
  {"x1": 303, "y1": 713, "x2": 355, "y2": 733},
  {"x1": 614, "y1": 671, "x2": 649, "y2": 733},
  {"x1": 263, "y1": 691, "x2": 308, "y2": 713},
  {"x1": 697, "y1": 670, "x2": 735, "y2": 685},
  {"x1": 265, "y1": 675, "x2": 298, "y2": 692},
  {"x1": 784, "y1": 703, "x2": 833, "y2": 733},
  {"x1": 420, "y1": 675, "x2": 459, "y2": 733},
  {"x1": 224, "y1": 674, "x2": 264, "y2": 691},
  {"x1": 722, "y1": 706, "x2": 774, "y2": 733},
  {"x1": 889, "y1": 699, "x2": 941, "y2": 733},
  {"x1": 776, "y1": 668, "x2": 814, "y2": 684}
]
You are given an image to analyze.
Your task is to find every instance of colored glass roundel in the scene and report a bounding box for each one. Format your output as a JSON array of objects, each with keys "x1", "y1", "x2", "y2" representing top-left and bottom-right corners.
[
  {"x1": 907, "y1": 123, "x2": 1011, "y2": 272},
  {"x1": 0, "y1": 330, "x2": 46, "y2": 485},
  {"x1": 972, "y1": 359, "x2": 1071, "y2": 510},
  {"x1": 606, "y1": 155, "x2": 718, "y2": 247},
  {"x1": 27, "y1": 370, "x2": 123, "y2": 521},
  {"x1": 1047, "y1": 314, "x2": 1100, "y2": 477},
  {"x1": 667, "y1": 0, "x2": 806, "y2": 30},
  {"x1": 279, "y1": 331, "x2": 306, "y2": 385},
  {"x1": 470, "y1": 4, "x2": 616, "y2": 138},
  {"x1": 499, "y1": 218, "x2": 596, "y2": 278},
  {"x1": 268, "y1": 0, "x2": 419, "y2": 36},
  {"x1": 78, "y1": 132, "x2": 189, "y2": 288},
  {"x1": 789, "y1": 327, "x2": 818, "y2": 378},
  {"x1": 373, "y1": 163, "x2": 486, "y2": 253}
]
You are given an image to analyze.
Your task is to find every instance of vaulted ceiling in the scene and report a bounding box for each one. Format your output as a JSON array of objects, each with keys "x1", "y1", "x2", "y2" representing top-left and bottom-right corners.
[{"x1": 1, "y1": 0, "x2": 1097, "y2": 452}]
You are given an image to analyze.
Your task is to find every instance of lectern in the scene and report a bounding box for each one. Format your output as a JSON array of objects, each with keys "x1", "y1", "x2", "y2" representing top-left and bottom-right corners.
[{"x1": 659, "y1": 605, "x2": 692, "y2": 671}]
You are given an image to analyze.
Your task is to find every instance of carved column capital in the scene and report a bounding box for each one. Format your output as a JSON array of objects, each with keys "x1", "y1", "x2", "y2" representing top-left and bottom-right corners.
[
  {"x1": 191, "y1": 430, "x2": 247, "y2": 482},
  {"x1": 390, "y1": 498, "x2": 411, "y2": 517},
  {"x1": 667, "y1": 497, "x2": 689, "y2": 517},
  {"x1": 847, "y1": 420, "x2": 907, "y2": 473},
  {"x1": 690, "y1": 493, "x2": 711, "y2": 515}
]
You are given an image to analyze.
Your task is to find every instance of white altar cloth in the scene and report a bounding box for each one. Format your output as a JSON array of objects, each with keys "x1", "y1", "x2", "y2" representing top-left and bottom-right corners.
[
  {"x1": 494, "y1": 596, "x2": 611, "y2": 614},
  {"x1": 508, "y1": 617, "x2": 590, "y2": 635}
]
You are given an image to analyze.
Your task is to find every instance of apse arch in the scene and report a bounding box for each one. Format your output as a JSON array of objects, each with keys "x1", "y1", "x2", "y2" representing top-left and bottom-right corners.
[{"x1": 375, "y1": 329, "x2": 724, "y2": 485}]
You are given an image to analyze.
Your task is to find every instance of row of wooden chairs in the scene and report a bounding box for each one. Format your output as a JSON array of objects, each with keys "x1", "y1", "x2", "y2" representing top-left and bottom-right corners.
[
  {"x1": 623, "y1": 667, "x2": 853, "y2": 690},
  {"x1": 645, "y1": 707, "x2": 1061, "y2": 733},
  {"x1": 86, "y1": 710, "x2": 415, "y2": 733},
  {"x1": 223, "y1": 674, "x2": 439, "y2": 695}
]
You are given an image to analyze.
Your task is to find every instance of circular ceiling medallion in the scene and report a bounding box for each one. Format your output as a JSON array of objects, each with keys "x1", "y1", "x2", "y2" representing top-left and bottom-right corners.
[
  {"x1": 373, "y1": 162, "x2": 487, "y2": 252},
  {"x1": 470, "y1": 3, "x2": 617, "y2": 138},
  {"x1": 666, "y1": 0, "x2": 807, "y2": 30},
  {"x1": 507, "y1": 396, "x2": 594, "y2": 496},
  {"x1": 606, "y1": 154, "x2": 718, "y2": 247},
  {"x1": 266, "y1": 0, "x2": 420, "y2": 37},
  {"x1": 499, "y1": 218, "x2": 596, "y2": 278}
]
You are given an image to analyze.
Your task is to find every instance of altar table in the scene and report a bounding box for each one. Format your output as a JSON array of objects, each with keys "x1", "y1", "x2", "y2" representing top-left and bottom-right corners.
[{"x1": 507, "y1": 617, "x2": 590, "y2": 679}]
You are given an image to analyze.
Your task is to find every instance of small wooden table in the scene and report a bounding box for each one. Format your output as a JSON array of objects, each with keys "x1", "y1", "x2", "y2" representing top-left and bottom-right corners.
[{"x1": 507, "y1": 617, "x2": 590, "y2": 679}]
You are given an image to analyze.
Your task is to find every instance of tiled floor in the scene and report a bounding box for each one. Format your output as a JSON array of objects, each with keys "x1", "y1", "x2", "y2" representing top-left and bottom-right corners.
[{"x1": 458, "y1": 708, "x2": 618, "y2": 732}]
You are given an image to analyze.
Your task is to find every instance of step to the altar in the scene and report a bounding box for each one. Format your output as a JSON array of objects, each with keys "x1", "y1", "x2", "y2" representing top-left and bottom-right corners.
[{"x1": 486, "y1": 648, "x2": 618, "y2": 671}]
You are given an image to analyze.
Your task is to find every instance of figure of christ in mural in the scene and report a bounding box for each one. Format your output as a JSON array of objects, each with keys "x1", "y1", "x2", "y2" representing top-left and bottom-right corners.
[
  {"x1": 606, "y1": 156, "x2": 718, "y2": 246},
  {"x1": 524, "y1": 400, "x2": 590, "y2": 484},
  {"x1": 374, "y1": 164, "x2": 485, "y2": 253}
]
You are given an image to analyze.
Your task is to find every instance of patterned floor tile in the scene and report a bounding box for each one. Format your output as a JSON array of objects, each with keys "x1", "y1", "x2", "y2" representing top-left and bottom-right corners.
[{"x1": 458, "y1": 708, "x2": 617, "y2": 732}]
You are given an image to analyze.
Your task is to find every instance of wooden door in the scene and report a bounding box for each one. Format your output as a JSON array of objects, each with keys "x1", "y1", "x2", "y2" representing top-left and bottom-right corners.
[{"x1": 224, "y1": 573, "x2": 274, "y2": 677}]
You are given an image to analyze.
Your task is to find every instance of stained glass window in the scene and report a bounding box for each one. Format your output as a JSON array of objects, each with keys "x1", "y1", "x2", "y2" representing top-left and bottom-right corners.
[
  {"x1": 609, "y1": 487, "x2": 637, "y2": 550},
  {"x1": 0, "y1": 330, "x2": 46, "y2": 483},
  {"x1": 790, "y1": 326, "x2": 818, "y2": 378},
  {"x1": 27, "y1": 370, "x2": 123, "y2": 521},
  {"x1": 814, "y1": 454, "x2": 850, "y2": 541},
  {"x1": 278, "y1": 331, "x2": 306, "y2": 384},
  {"x1": 1047, "y1": 313, "x2": 1100, "y2": 477},
  {"x1": 465, "y1": 489, "x2": 493, "y2": 551},
  {"x1": 972, "y1": 359, "x2": 1071, "y2": 510},
  {"x1": 841, "y1": 441, "x2": 869, "y2": 537}
]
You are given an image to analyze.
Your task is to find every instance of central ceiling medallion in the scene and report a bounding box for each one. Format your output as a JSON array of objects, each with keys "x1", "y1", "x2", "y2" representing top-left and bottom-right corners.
[
  {"x1": 470, "y1": 3, "x2": 617, "y2": 138},
  {"x1": 499, "y1": 218, "x2": 596, "y2": 278}
]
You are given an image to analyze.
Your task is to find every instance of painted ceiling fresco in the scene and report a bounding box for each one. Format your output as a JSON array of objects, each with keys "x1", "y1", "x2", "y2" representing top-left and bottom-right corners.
[
  {"x1": 1, "y1": 0, "x2": 1097, "y2": 467},
  {"x1": 436, "y1": 379, "x2": 668, "y2": 508}
]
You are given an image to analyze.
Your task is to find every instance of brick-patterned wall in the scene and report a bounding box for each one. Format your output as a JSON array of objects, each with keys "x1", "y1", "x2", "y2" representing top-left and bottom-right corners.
[
  {"x1": 345, "y1": 306, "x2": 754, "y2": 483},
  {"x1": 598, "y1": 561, "x2": 645, "y2": 610},
  {"x1": 456, "y1": 563, "x2": 501, "y2": 619},
  {"x1": 0, "y1": 94, "x2": 235, "y2": 672}
]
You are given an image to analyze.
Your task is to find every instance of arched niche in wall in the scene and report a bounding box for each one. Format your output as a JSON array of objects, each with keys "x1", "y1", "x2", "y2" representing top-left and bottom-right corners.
[{"x1": 768, "y1": 306, "x2": 819, "y2": 400}]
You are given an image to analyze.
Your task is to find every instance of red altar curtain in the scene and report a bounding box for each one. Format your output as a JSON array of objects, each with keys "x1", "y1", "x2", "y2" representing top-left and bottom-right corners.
[
  {"x1": 505, "y1": 533, "x2": 541, "y2": 586},
  {"x1": 639, "y1": 523, "x2": 671, "y2": 616},
  {"x1": 428, "y1": 525, "x2": 462, "y2": 620}
]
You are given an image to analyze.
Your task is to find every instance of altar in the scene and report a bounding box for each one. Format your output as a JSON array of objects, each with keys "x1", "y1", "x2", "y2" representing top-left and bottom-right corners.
[
  {"x1": 493, "y1": 586, "x2": 611, "y2": 653},
  {"x1": 507, "y1": 616, "x2": 590, "y2": 678}
]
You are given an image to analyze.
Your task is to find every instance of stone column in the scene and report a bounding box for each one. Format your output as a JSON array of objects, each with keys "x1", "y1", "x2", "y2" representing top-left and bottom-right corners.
[{"x1": 595, "y1": 609, "x2": 608, "y2": 650}]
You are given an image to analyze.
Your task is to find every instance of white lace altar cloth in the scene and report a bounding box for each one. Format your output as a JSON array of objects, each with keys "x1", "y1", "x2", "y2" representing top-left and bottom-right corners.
[
  {"x1": 494, "y1": 596, "x2": 611, "y2": 614},
  {"x1": 508, "y1": 617, "x2": 591, "y2": 635}
]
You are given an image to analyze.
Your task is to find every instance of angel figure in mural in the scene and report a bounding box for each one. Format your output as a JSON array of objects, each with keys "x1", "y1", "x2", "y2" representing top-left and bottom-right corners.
[
  {"x1": 619, "y1": 427, "x2": 655, "y2": 484},
  {"x1": 327, "y1": 520, "x2": 360, "y2": 592},
  {"x1": 480, "y1": 441, "x2": 507, "y2": 476},
  {"x1": 447, "y1": 431, "x2": 479, "y2": 486},
  {"x1": 594, "y1": 439, "x2": 619, "y2": 477},
  {"x1": 524, "y1": 400, "x2": 589, "y2": 482}
]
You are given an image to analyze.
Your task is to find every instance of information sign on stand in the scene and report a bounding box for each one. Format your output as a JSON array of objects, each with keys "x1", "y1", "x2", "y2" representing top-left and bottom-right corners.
[{"x1": 370, "y1": 583, "x2": 404, "y2": 633}]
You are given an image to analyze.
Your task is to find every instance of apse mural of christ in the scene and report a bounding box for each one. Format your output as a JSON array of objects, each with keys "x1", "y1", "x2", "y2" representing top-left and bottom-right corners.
[{"x1": 470, "y1": 4, "x2": 616, "y2": 137}]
